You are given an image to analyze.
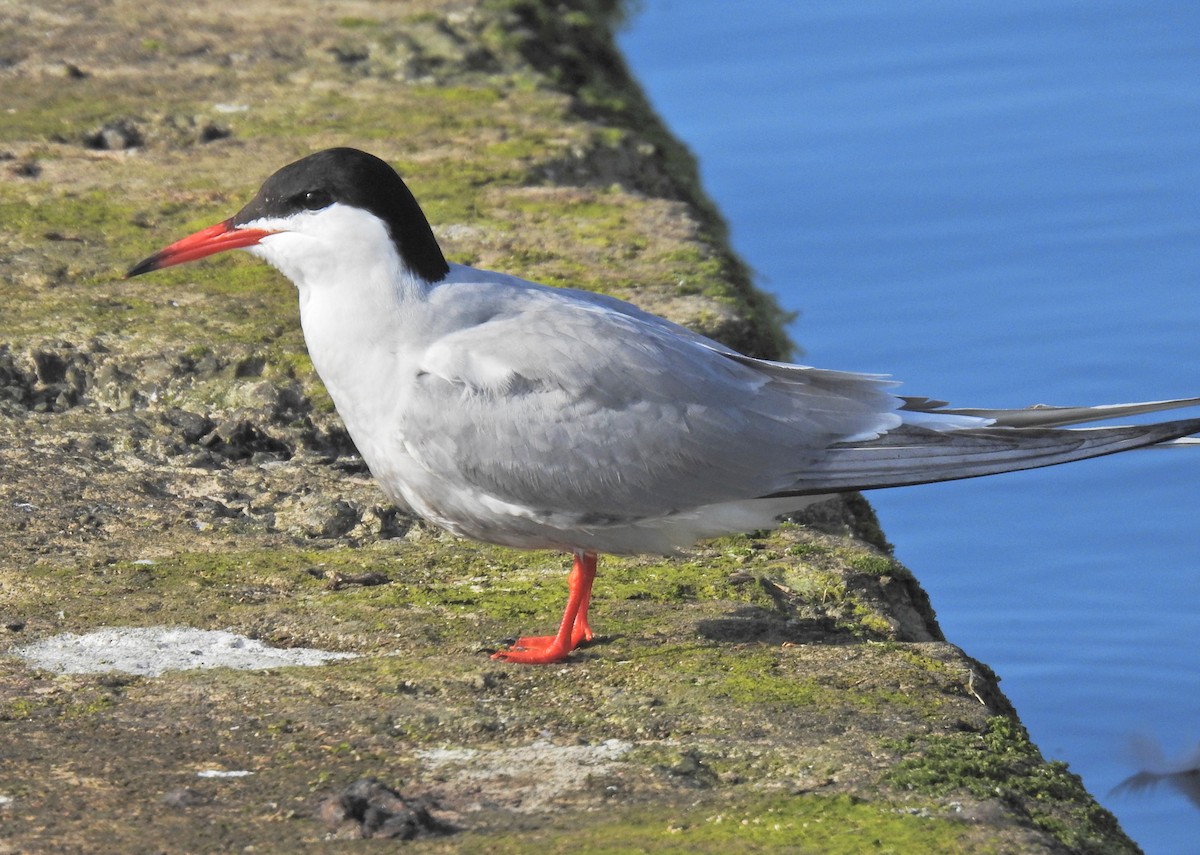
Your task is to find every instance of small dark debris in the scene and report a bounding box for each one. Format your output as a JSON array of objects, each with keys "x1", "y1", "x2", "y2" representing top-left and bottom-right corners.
[
  {"x1": 3, "y1": 617, "x2": 26, "y2": 633},
  {"x1": 31, "y1": 349, "x2": 68, "y2": 385},
  {"x1": 8, "y1": 159, "x2": 40, "y2": 178},
  {"x1": 329, "y1": 44, "x2": 370, "y2": 66},
  {"x1": 156, "y1": 113, "x2": 235, "y2": 147},
  {"x1": 233, "y1": 354, "x2": 265, "y2": 378},
  {"x1": 395, "y1": 679, "x2": 434, "y2": 696},
  {"x1": 317, "y1": 778, "x2": 457, "y2": 840},
  {"x1": 325, "y1": 571, "x2": 389, "y2": 591},
  {"x1": 161, "y1": 408, "x2": 216, "y2": 445},
  {"x1": 198, "y1": 123, "x2": 232, "y2": 143},
  {"x1": 199, "y1": 418, "x2": 292, "y2": 462},
  {"x1": 63, "y1": 62, "x2": 88, "y2": 79},
  {"x1": 84, "y1": 119, "x2": 143, "y2": 150}
]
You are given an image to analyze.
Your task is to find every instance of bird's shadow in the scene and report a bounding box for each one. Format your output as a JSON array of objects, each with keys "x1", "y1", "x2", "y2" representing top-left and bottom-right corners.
[{"x1": 696, "y1": 604, "x2": 858, "y2": 647}]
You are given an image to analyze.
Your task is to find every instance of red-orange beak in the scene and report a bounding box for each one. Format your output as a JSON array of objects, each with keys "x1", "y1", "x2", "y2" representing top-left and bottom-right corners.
[{"x1": 125, "y1": 219, "x2": 276, "y2": 278}]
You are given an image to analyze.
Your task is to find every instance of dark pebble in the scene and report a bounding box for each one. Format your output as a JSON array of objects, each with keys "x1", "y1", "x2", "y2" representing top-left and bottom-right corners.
[{"x1": 316, "y1": 777, "x2": 456, "y2": 840}]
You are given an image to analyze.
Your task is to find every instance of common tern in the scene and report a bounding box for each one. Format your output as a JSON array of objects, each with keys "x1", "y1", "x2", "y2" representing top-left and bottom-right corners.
[{"x1": 127, "y1": 147, "x2": 1200, "y2": 663}]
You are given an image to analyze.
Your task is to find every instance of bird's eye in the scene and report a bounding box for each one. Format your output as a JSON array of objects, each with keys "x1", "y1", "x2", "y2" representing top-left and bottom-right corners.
[{"x1": 299, "y1": 189, "x2": 332, "y2": 210}]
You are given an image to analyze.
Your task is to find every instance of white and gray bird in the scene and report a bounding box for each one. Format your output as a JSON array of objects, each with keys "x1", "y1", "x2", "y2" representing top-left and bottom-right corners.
[{"x1": 127, "y1": 147, "x2": 1200, "y2": 663}]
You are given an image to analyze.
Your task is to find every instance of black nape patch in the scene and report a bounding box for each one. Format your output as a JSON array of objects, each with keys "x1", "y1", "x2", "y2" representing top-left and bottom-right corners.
[{"x1": 230, "y1": 148, "x2": 451, "y2": 283}]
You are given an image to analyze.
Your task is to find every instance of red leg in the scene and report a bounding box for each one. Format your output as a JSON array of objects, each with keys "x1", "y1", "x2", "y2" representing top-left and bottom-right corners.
[
  {"x1": 492, "y1": 551, "x2": 597, "y2": 664},
  {"x1": 515, "y1": 554, "x2": 595, "y2": 648}
]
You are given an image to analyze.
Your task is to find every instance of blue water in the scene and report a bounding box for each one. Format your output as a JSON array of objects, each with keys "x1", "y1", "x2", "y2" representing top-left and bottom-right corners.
[{"x1": 619, "y1": 3, "x2": 1200, "y2": 852}]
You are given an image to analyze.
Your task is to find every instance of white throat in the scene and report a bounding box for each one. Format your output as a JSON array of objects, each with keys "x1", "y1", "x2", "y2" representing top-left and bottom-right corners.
[{"x1": 243, "y1": 203, "x2": 431, "y2": 459}]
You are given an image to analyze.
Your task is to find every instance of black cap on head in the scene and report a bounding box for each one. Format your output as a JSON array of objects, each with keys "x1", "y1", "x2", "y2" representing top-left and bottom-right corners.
[{"x1": 232, "y1": 148, "x2": 450, "y2": 283}]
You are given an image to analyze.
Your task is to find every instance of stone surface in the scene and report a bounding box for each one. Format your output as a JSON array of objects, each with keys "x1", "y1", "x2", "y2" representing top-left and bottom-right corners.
[{"x1": 0, "y1": 1, "x2": 1136, "y2": 852}]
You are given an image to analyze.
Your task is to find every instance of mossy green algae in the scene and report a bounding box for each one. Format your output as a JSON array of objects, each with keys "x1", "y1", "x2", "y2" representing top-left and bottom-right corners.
[{"x1": 422, "y1": 793, "x2": 999, "y2": 854}]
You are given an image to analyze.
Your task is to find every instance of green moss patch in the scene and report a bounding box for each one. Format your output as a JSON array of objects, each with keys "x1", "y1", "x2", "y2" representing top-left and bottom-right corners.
[{"x1": 885, "y1": 717, "x2": 1133, "y2": 854}]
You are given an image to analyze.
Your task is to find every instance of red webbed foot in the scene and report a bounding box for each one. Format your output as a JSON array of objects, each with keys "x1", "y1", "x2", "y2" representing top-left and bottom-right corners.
[{"x1": 492, "y1": 551, "x2": 597, "y2": 665}]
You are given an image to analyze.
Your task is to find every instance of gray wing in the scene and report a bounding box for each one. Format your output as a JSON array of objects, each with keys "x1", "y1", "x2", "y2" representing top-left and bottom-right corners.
[
  {"x1": 400, "y1": 284, "x2": 902, "y2": 519},
  {"x1": 401, "y1": 277, "x2": 1200, "y2": 518}
]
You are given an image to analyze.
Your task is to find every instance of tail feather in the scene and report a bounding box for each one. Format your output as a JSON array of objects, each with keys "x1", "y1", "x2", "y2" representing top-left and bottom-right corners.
[
  {"x1": 766, "y1": 417, "x2": 1200, "y2": 497},
  {"x1": 900, "y1": 395, "x2": 1200, "y2": 428}
]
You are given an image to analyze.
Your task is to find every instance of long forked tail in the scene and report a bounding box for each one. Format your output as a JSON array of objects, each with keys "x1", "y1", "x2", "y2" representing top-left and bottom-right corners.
[
  {"x1": 768, "y1": 416, "x2": 1200, "y2": 498},
  {"x1": 900, "y1": 394, "x2": 1200, "y2": 428}
]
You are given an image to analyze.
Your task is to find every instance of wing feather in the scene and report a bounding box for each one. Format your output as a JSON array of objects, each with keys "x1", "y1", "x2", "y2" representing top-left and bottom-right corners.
[
  {"x1": 401, "y1": 282, "x2": 900, "y2": 519},
  {"x1": 900, "y1": 395, "x2": 1200, "y2": 427},
  {"x1": 765, "y1": 419, "x2": 1200, "y2": 496}
]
